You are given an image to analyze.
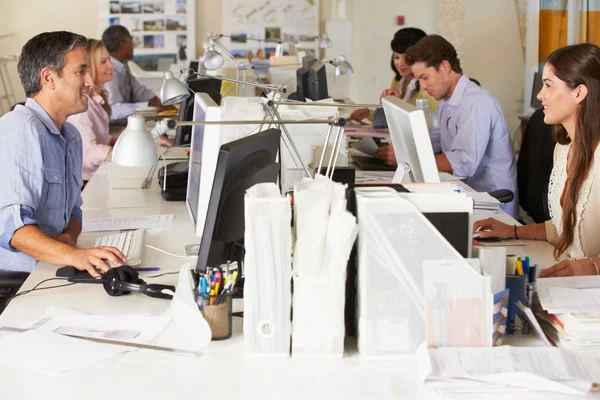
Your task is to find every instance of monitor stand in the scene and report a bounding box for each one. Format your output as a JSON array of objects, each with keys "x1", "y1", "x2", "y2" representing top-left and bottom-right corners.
[{"x1": 392, "y1": 161, "x2": 416, "y2": 183}]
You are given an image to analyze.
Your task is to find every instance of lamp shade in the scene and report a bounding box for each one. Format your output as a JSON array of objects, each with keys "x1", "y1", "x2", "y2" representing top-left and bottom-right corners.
[
  {"x1": 160, "y1": 71, "x2": 190, "y2": 105},
  {"x1": 203, "y1": 48, "x2": 224, "y2": 70},
  {"x1": 334, "y1": 56, "x2": 354, "y2": 76},
  {"x1": 112, "y1": 116, "x2": 158, "y2": 167}
]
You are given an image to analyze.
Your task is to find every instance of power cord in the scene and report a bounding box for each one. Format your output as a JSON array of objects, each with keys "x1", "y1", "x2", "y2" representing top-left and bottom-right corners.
[
  {"x1": 145, "y1": 244, "x2": 198, "y2": 259},
  {"x1": 146, "y1": 271, "x2": 180, "y2": 279},
  {"x1": 13, "y1": 278, "x2": 78, "y2": 298}
]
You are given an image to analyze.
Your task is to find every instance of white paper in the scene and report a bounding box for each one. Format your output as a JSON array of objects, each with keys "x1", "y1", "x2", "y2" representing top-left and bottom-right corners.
[
  {"x1": 82, "y1": 214, "x2": 174, "y2": 232},
  {"x1": 153, "y1": 264, "x2": 212, "y2": 351},
  {"x1": 34, "y1": 314, "x2": 171, "y2": 344},
  {"x1": 0, "y1": 330, "x2": 128, "y2": 375},
  {"x1": 430, "y1": 346, "x2": 600, "y2": 384},
  {"x1": 350, "y1": 136, "x2": 379, "y2": 158},
  {"x1": 516, "y1": 301, "x2": 552, "y2": 347},
  {"x1": 548, "y1": 287, "x2": 600, "y2": 313}
]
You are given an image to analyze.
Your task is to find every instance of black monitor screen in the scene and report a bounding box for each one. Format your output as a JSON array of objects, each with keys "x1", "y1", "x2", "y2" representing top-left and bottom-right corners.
[
  {"x1": 195, "y1": 129, "x2": 281, "y2": 273},
  {"x1": 174, "y1": 78, "x2": 222, "y2": 146}
]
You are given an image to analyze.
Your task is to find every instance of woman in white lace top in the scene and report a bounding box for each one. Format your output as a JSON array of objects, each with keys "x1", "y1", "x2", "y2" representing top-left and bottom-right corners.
[{"x1": 474, "y1": 43, "x2": 600, "y2": 277}]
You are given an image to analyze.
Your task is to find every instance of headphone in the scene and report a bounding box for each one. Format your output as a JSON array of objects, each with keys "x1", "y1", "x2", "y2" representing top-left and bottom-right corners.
[{"x1": 102, "y1": 266, "x2": 175, "y2": 300}]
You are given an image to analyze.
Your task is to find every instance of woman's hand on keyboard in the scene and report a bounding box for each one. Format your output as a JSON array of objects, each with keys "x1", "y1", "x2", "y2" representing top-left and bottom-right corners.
[{"x1": 66, "y1": 247, "x2": 127, "y2": 278}]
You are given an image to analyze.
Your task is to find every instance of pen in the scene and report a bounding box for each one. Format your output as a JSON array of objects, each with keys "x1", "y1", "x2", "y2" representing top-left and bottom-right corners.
[
  {"x1": 515, "y1": 258, "x2": 524, "y2": 276},
  {"x1": 522, "y1": 256, "x2": 530, "y2": 278},
  {"x1": 200, "y1": 276, "x2": 208, "y2": 295}
]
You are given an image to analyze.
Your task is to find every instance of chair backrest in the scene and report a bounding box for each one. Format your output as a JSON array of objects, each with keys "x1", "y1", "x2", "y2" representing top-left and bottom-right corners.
[{"x1": 517, "y1": 108, "x2": 556, "y2": 222}]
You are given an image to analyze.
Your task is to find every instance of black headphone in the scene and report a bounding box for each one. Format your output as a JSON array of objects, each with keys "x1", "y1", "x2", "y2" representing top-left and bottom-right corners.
[{"x1": 102, "y1": 266, "x2": 175, "y2": 300}]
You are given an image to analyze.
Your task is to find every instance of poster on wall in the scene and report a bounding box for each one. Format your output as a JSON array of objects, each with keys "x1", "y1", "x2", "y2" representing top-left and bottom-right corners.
[
  {"x1": 98, "y1": 0, "x2": 195, "y2": 71},
  {"x1": 221, "y1": 0, "x2": 319, "y2": 62}
]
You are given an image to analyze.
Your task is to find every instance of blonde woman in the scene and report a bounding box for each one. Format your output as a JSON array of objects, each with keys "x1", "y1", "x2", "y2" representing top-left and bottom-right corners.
[{"x1": 68, "y1": 39, "x2": 171, "y2": 182}]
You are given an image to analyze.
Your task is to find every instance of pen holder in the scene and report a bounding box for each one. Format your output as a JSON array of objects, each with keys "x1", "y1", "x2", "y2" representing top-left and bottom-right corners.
[
  {"x1": 195, "y1": 292, "x2": 233, "y2": 340},
  {"x1": 291, "y1": 276, "x2": 346, "y2": 358}
]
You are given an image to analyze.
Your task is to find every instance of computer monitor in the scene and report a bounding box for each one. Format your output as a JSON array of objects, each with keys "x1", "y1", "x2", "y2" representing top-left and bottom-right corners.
[
  {"x1": 307, "y1": 61, "x2": 328, "y2": 101},
  {"x1": 174, "y1": 77, "x2": 222, "y2": 146},
  {"x1": 295, "y1": 67, "x2": 310, "y2": 101},
  {"x1": 530, "y1": 71, "x2": 543, "y2": 110},
  {"x1": 186, "y1": 93, "x2": 220, "y2": 233},
  {"x1": 189, "y1": 60, "x2": 199, "y2": 72},
  {"x1": 302, "y1": 55, "x2": 317, "y2": 69},
  {"x1": 382, "y1": 96, "x2": 440, "y2": 183},
  {"x1": 195, "y1": 128, "x2": 281, "y2": 273}
]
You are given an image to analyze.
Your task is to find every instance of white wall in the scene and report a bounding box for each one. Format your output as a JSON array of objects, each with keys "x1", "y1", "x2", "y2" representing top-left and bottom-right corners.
[
  {"x1": 461, "y1": 0, "x2": 524, "y2": 139},
  {"x1": 0, "y1": 0, "x2": 335, "y2": 106},
  {"x1": 0, "y1": 0, "x2": 524, "y2": 136},
  {"x1": 347, "y1": 0, "x2": 438, "y2": 103}
]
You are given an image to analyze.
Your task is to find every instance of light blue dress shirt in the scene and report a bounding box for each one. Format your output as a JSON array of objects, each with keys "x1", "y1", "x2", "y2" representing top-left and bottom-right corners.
[
  {"x1": 104, "y1": 57, "x2": 156, "y2": 121},
  {"x1": 436, "y1": 75, "x2": 519, "y2": 218},
  {"x1": 0, "y1": 98, "x2": 83, "y2": 272}
]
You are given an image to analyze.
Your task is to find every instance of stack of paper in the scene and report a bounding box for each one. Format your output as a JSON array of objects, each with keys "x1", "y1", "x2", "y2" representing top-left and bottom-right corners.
[
  {"x1": 424, "y1": 346, "x2": 600, "y2": 396},
  {"x1": 536, "y1": 276, "x2": 600, "y2": 350},
  {"x1": 465, "y1": 192, "x2": 501, "y2": 212}
]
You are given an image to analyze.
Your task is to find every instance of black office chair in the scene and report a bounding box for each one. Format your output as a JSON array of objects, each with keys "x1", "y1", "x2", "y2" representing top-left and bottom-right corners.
[
  {"x1": 517, "y1": 108, "x2": 556, "y2": 223},
  {"x1": 0, "y1": 271, "x2": 29, "y2": 314}
]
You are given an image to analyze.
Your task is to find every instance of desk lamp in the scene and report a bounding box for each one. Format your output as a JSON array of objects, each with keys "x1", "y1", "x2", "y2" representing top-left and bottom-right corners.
[{"x1": 160, "y1": 71, "x2": 350, "y2": 179}]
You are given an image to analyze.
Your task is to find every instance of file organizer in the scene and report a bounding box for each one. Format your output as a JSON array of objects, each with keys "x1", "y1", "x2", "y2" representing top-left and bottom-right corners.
[
  {"x1": 291, "y1": 176, "x2": 357, "y2": 358},
  {"x1": 243, "y1": 183, "x2": 292, "y2": 357},
  {"x1": 355, "y1": 187, "x2": 465, "y2": 358},
  {"x1": 291, "y1": 276, "x2": 346, "y2": 358}
]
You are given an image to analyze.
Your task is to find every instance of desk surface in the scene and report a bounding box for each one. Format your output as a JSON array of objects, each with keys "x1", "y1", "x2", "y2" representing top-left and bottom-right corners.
[{"x1": 0, "y1": 163, "x2": 580, "y2": 399}]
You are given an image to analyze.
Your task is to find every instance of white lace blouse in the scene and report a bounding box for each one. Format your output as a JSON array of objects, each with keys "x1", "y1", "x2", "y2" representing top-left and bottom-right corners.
[{"x1": 546, "y1": 142, "x2": 600, "y2": 259}]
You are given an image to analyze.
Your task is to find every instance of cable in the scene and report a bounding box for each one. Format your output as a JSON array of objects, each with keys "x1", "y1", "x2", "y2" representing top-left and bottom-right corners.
[
  {"x1": 13, "y1": 278, "x2": 78, "y2": 298},
  {"x1": 146, "y1": 271, "x2": 180, "y2": 279},
  {"x1": 145, "y1": 244, "x2": 198, "y2": 259}
]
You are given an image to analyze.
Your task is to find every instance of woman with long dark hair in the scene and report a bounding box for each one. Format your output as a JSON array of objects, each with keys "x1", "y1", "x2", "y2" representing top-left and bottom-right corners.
[{"x1": 474, "y1": 43, "x2": 600, "y2": 277}]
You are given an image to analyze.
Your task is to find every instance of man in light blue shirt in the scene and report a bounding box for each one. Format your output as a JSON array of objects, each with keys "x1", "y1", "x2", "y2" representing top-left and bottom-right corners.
[
  {"x1": 406, "y1": 34, "x2": 518, "y2": 218},
  {"x1": 0, "y1": 31, "x2": 125, "y2": 275},
  {"x1": 102, "y1": 25, "x2": 173, "y2": 121}
]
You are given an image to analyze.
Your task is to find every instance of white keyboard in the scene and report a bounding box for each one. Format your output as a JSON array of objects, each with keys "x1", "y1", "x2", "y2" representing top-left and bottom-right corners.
[{"x1": 93, "y1": 229, "x2": 146, "y2": 266}]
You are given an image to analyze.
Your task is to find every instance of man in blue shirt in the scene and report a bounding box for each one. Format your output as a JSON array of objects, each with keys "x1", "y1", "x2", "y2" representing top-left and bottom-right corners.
[
  {"x1": 380, "y1": 34, "x2": 518, "y2": 218},
  {"x1": 0, "y1": 31, "x2": 126, "y2": 276},
  {"x1": 102, "y1": 25, "x2": 173, "y2": 121}
]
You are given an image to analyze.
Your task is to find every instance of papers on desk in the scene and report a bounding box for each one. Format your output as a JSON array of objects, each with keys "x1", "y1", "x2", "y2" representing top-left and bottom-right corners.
[
  {"x1": 428, "y1": 346, "x2": 600, "y2": 394},
  {"x1": 350, "y1": 136, "x2": 379, "y2": 158},
  {"x1": 0, "y1": 330, "x2": 129, "y2": 376},
  {"x1": 82, "y1": 214, "x2": 174, "y2": 232},
  {"x1": 464, "y1": 192, "x2": 501, "y2": 212},
  {"x1": 34, "y1": 314, "x2": 170, "y2": 344},
  {"x1": 535, "y1": 276, "x2": 600, "y2": 350}
]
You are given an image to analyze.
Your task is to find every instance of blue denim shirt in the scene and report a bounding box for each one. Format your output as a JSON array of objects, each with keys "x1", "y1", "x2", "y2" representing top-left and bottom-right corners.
[
  {"x1": 435, "y1": 75, "x2": 519, "y2": 218},
  {"x1": 0, "y1": 98, "x2": 83, "y2": 272}
]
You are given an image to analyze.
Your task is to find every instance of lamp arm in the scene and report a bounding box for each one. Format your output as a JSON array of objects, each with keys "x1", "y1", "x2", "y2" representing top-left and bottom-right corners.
[
  {"x1": 271, "y1": 100, "x2": 383, "y2": 108},
  {"x1": 188, "y1": 71, "x2": 286, "y2": 94},
  {"x1": 211, "y1": 38, "x2": 247, "y2": 70},
  {"x1": 171, "y1": 117, "x2": 345, "y2": 127}
]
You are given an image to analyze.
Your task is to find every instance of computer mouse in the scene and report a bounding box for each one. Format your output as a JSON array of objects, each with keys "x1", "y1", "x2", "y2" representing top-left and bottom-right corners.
[{"x1": 55, "y1": 266, "x2": 105, "y2": 283}]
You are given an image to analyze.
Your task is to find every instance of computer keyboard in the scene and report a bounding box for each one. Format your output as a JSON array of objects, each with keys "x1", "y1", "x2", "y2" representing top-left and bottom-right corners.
[{"x1": 93, "y1": 229, "x2": 146, "y2": 266}]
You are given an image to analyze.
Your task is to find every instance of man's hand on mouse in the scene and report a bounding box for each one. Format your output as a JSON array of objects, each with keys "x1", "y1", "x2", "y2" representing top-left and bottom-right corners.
[{"x1": 66, "y1": 247, "x2": 126, "y2": 279}]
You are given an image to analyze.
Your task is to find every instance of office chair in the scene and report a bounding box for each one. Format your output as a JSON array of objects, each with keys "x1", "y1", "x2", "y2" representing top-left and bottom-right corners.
[
  {"x1": 517, "y1": 108, "x2": 556, "y2": 223},
  {"x1": 0, "y1": 271, "x2": 29, "y2": 314}
]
